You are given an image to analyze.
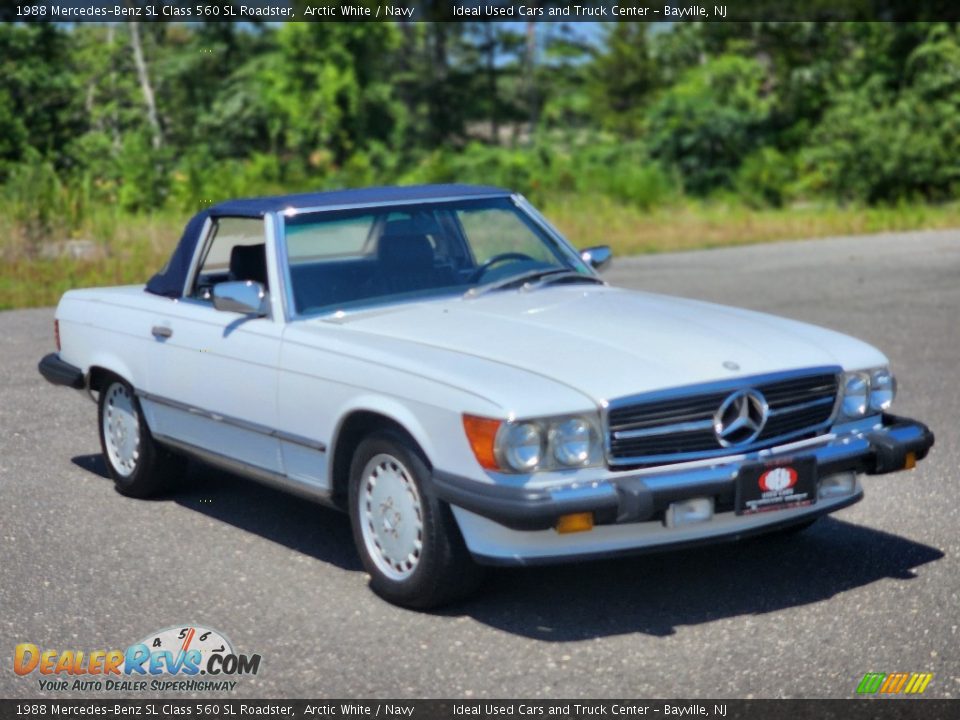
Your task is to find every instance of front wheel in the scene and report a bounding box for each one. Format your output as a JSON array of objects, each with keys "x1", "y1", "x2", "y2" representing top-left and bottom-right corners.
[
  {"x1": 97, "y1": 377, "x2": 185, "y2": 498},
  {"x1": 348, "y1": 431, "x2": 483, "y2": 609}
]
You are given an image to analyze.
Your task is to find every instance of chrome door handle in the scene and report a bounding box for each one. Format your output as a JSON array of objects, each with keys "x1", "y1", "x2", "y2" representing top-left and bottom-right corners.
[{"x1": 151, "y1": 326, "x2": 173, "y2": 339}]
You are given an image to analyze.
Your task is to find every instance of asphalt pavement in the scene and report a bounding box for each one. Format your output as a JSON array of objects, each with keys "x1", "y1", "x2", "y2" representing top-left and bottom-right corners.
[{"x1": 1, "y1": 230, "x2": 958, "y2": 699}]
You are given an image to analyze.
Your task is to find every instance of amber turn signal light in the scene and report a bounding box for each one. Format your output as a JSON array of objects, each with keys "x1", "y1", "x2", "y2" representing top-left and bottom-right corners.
[
  {"x1": 904, "y1": 451, "x2": 916, "y2": 470},
  {"x1": 462, "y1": 414, "x2": 502, "y2": 471},
  {"x1": 556, "y1": 512, "x2": 594, "y2": 534}
]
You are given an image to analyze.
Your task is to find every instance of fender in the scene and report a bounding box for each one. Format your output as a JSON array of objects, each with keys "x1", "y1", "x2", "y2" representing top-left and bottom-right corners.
[{"x1": 327, "y1": 394, "x2": 441, "y2": 478}]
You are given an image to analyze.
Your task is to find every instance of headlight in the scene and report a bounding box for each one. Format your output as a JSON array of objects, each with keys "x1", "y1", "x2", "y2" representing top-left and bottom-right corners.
[
  {"x1": 841, "y1": 373, "x2": 869, "y2": 418},
  {"x1": 500, "y1": 422, "x2": 543, "y2": 472},
  {"x1": 838, "y1": 367, "x2": 896, "y2": 421},
  {"x1": 463, "y1": 413, "x2": 603, "y2": 473},
  {"x1": 551, "y1": 418, "x2": 599, "y2": 467},
  {"x1": 869, "y1": 368, "x2": 897, "y2": 412}
]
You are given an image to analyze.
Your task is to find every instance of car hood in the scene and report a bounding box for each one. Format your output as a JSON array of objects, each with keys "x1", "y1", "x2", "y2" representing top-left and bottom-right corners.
[{"x1": 318, "y1": 285, "x2": 886, "y2": 404}]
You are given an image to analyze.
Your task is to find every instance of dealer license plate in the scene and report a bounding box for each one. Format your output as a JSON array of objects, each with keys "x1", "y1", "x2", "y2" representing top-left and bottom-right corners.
[{"x1": 735, "y1": 456, "x2": 817, "y2": 515}]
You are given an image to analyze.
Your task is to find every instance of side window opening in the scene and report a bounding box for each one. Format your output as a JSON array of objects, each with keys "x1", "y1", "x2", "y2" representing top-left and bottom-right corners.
[{"x1": 191, "y1": 217, "x2": 267, "y2": 301}]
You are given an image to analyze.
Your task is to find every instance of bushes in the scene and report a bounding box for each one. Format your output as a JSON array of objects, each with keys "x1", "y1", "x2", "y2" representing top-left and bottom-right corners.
[
  {"x1": 397, "y1": 140, "x2": 680, "y2": 210},
  {"x1": 736, "y1": 148, "x2": 796, "y2": 208},
  {"x1": 2, "y1": 152, "x2": 70, "y2": 256},
  {"x1": 799, "y1": 27, "x2": 960, "y2": 204},
  {"x1": 646, "y1": 55, "x2": 771, "y2": 197},
  {"x1": 115, "y1": 132, "x2": 170, "y2": 212}
]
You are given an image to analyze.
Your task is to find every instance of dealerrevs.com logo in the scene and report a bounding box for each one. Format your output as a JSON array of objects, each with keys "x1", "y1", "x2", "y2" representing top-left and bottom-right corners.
[{"x1": 14, "y1": 625, "x2": 261, "y2": 693}]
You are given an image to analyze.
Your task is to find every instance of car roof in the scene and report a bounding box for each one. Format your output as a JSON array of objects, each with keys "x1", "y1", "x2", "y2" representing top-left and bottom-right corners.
[
  {"x1": 145, "y1": 184, "x2": 513, "y2": 298},
  {"x1": 210, "y1": 183, "x2": 511, "y2": 217}
]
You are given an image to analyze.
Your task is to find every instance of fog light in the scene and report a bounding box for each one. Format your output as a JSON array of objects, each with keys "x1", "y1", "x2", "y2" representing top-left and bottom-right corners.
[
  {"x1": 665, "y1": 497, "x2": 714, "y2": 528},
  {"x1": 556, "y1": 512, "x2": 594, "y2": 534},
  {"x1": 819, "y1": 472, "x2": 856, "y2": 499}
]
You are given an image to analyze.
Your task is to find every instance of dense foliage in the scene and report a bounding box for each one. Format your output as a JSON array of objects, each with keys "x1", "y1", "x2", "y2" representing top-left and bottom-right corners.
[{"x1": 1, "y1": 20, "x2": 958, "y2": 244}]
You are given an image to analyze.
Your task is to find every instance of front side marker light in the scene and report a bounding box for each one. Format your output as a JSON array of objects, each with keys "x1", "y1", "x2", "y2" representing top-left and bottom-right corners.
[
  {"x1": 462, "y1": 414, "x2": 502, "y2": 471},
  {"x1": 556, "y1": 512, "x2": 594, "y2": 534}
]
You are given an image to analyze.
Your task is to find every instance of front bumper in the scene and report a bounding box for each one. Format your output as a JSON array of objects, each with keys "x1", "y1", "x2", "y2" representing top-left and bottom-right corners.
[
  {"x1": 38, "y1": 353, "x2": 85, "y2": 389},
  {"x1": 432, "y1": 413, "x2": 933, "y2": 543}
]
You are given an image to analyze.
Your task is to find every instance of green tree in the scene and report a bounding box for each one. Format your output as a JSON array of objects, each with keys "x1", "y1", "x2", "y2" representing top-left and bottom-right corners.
[
  {"x1": 589, "y1": 23, "x2": 659, "y2": 136},
  {"x1": 802, "y1": 25, "x2": 960, "y2": 203},
  {"x1": 256, "y1": 21, "x2": 406, "y2": 166},
  {"x1": 646, "y1": 55, "x2": 771, "y2": 195},
  {"x1": 0, "y1": 25, "x2": 82, "y2": 176}
]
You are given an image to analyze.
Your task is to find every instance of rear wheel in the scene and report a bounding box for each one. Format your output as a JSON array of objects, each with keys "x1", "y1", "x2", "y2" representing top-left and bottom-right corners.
[
  {"x1": 348, "y1": 431, "x2": 483, "y2": 609},
  {"x1": 97, "y1": 377, "x2": 185, "y2": 498}
]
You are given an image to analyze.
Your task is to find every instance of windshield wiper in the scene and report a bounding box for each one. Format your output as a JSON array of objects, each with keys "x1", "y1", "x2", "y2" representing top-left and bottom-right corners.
[
  {"x1": 464, "y1": 268, "x2": 602, "y2": 299},
  {"x1": 524, "y1": 270, "x2": 605, "y2": 291}
]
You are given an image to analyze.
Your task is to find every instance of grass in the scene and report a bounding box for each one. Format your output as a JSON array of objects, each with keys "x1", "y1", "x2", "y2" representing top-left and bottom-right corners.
[
  {"x1": 2, "y1": 197, "x2": 959, "y2": 310},
  {"x1": 0, "y1": 208, "x2": 179, "y2": 311},
  {"x1": 544, "y1": 195, "x2": 960, "y2": 255}
]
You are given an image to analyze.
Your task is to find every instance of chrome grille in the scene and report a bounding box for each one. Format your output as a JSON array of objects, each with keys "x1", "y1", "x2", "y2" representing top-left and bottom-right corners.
[{"x1": 607, "y1": 368, "x2": 840, "y2": 466}]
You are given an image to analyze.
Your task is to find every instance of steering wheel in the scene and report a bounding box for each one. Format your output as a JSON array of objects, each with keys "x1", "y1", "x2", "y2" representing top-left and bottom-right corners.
[{"x1": 469, "y1": 252, "x2": 537, "y2": 282}]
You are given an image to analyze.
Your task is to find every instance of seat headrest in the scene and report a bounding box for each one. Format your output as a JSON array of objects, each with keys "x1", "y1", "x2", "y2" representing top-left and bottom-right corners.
[
  {"x1": 378, "y1": 233, "x2": 435, "y2": 268},
  {"x1": 384, "y1": 217, "x2": 442, "y2": 238},
  {"x1": 229, "y1": 243, "x2": 268, "y2": 287}
]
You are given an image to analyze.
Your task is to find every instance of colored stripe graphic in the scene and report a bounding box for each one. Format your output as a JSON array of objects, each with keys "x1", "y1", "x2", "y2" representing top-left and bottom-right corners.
[
  {"x1": 856, "y1": 672, "x2": 933, "y2": 695},
  {"x1": 903, "y1": 673, "x2": 934, "y2": 694}
]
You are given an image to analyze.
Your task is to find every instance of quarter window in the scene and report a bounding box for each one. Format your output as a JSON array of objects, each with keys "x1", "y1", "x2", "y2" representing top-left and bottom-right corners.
[{"x1": 191, "y1": 217, "x2": 267, "y2": 300}]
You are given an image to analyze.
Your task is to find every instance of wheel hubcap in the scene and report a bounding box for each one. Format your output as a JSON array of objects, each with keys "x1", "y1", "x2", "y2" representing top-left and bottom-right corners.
[
  {"x1": 359, "y1": 453, "x2": 423, "y2": 581},
  {"x1": 103, "y1": 383, "x2": 141, "y2": 477}
]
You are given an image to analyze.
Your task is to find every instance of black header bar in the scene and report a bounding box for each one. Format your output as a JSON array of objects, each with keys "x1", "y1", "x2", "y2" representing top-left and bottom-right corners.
[
  {"x1": 0, "y1": 700, "x2": 958, "y2": 720},
  {"x1": 4, "y1": 1, "x2": 960, "y2": 23}
]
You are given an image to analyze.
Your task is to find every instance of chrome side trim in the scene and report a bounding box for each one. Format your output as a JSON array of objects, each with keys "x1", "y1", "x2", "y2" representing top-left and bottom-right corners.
[
  {"x1": 137, "y1": 390, "x2": 327, "y2": 452},
  {"x1": 153, "y1": 434, "x2": 336, "y2": 507}
]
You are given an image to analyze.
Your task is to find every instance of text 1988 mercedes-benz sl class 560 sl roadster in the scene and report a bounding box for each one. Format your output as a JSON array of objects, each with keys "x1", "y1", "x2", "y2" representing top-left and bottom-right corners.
[{"x1": 39, "y1": 184, "x2": 934, "y2": 608}]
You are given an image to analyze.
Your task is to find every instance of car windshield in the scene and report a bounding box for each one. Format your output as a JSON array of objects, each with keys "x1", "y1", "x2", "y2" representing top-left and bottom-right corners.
[{"x1": 283, "y1": 196, "x2": 594, "y2": 316}]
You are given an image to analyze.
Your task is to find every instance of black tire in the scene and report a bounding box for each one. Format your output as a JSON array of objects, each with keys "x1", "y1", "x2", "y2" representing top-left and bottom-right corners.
[
  {"x1": 97, "y1": 376, "x2": 186, "y2": 498},
  {"x1": 348, "y1": 431, "x2": 484, "y2": 609}
]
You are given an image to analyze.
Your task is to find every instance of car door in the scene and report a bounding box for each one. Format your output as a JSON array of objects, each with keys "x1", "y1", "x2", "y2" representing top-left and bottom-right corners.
[{"x1": 141, "y1": 216, "x2": 285, "y2": 475}]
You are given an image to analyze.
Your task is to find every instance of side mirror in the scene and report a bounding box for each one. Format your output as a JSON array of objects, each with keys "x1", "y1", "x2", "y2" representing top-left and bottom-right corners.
[
  {"x1": 213, "y1": 281, "x2": 268, "y2": 316},
  {"x1": 580, "y1": 245, "x2": 613, "y2": 272}
]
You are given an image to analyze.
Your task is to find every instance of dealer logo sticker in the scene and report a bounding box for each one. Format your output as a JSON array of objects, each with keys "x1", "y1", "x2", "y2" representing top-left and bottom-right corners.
[
  {"x1": 759, "y1": 467, "x2": 797, "y2": 493},
  {"x1": 13, "y1": 624, "x2": 262, "y2": 693}
]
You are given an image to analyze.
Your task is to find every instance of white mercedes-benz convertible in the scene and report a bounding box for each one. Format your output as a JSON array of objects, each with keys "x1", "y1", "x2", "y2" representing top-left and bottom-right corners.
[{"x1": 39, "y1": 184, "x2": 934, "y2": 608}]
